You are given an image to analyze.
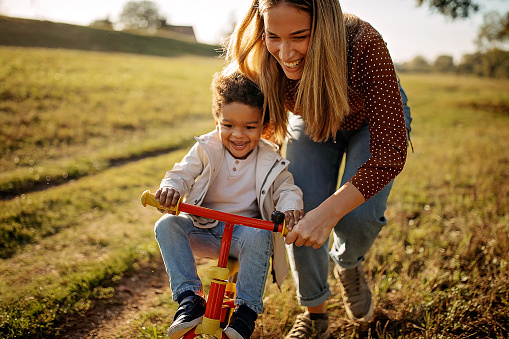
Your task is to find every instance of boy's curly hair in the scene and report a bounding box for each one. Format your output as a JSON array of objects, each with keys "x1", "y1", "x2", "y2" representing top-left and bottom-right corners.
[{"x1": 211, "y1": 72, "x2": 270, "y2": 126}]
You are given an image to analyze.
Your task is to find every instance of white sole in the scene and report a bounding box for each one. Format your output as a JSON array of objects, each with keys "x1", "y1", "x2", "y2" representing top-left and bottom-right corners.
[
  {"x1": 166, "y1": 316, "x2": 203, "y2": 339},
  {"x1": 223, "y1": 326, "x2": 244, "y2": 339}
]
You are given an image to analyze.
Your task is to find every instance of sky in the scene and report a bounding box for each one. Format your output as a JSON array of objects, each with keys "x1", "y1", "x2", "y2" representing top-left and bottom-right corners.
[{"x1": 1, "y1": 0, "x2": 508, "y2": 64}]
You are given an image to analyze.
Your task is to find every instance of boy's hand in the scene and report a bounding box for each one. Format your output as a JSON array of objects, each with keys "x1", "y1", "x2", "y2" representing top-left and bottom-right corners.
[
  {"x1": 284, "y1": 209, "x2": 305, "y2": 231},
  {"x1": 155, "y1": 187, "x2": 181, "y2": 214}
]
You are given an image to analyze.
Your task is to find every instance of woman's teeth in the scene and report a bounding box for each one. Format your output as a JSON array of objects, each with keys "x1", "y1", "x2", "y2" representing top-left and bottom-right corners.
[{"x1": 283, "y1": 59, "x2": 302, "y2": 69}]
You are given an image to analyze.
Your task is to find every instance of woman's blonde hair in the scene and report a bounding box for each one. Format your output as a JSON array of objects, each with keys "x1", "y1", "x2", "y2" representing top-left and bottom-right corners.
[{"x1": 224, "y1": 0, "x2": 349, "y2": 143}]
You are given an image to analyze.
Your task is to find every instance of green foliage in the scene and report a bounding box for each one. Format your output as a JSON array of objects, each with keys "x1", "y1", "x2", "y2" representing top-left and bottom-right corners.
[
  {"x1": 476, "y1": 11, "x2": 509, "y2": 50},
  {"x1": 119, "y1": 1, "x2": 163, "y2": 32},
  {"x1": 397, "y1": 49, "x2": 509, "y2": 78},
  {"x1": 458, "y1": 49, "x2": 509, "y2": 78},
  {"x1": 416, "y1": 0, "x2": 480, "y2": 19},
  {"x1": 434, "y1": 55, "x2": 455, "y2": 72}
]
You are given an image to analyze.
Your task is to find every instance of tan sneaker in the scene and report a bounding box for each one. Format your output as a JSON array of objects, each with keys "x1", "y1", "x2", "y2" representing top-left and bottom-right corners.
[
  {"x1": 284, "y1": 311, "x2": 331, "y2": 339},
  {"x1": 334, "y1": 264, "x2": 374, "y2": 323}
]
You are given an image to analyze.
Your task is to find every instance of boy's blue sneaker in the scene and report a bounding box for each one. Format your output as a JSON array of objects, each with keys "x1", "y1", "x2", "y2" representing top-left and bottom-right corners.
[
  {"x1": 224, "y1": 305, "x2": 257, "y2": 339},
  {"x1": 167, "y1": 294, "x2": 206, "y2": 339}
]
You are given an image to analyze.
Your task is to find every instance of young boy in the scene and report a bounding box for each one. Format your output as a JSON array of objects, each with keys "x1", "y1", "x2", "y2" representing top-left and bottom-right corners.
[{"x1": 154, "y1": 72, "x2": 304, "y2": 339}]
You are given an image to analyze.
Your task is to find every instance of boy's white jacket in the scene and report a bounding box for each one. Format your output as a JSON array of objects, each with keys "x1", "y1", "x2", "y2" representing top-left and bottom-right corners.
[{"x1": 160, "y1": 130, "x2": 303, "y2": 287}]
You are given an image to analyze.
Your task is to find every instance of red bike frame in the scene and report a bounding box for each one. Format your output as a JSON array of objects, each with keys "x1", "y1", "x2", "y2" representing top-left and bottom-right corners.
[{"x1": 141, "y1": 190, "x2": 287, "y2": 339}]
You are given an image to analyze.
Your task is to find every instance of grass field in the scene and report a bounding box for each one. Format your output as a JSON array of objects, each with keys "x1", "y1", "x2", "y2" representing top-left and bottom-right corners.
[
  {"x1": 0, "y1": 46, "x2": 508, "y2": 338},
  {"x1": 0, "y1": 16, "x2": 219, "y2": 58}
]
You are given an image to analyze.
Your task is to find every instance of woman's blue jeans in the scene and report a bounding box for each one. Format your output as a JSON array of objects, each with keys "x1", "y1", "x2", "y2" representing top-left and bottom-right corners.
[
  {"x1": 285, "y1": 85, "x2": 412, "y2": 307},
  {"x1": 154, "y1": 213, "x2": 273, "y2": 313}
]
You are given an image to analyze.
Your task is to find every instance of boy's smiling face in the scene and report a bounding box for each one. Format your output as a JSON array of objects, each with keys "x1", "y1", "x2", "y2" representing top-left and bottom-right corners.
[{"x1": 216, "y1": 102, "x2": 264, "y2": 159}]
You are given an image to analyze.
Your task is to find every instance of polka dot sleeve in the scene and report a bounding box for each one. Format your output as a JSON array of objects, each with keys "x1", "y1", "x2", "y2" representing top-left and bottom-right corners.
[
  {"x1": 346, "y1": 22, "x2": 408, "y2": 200},
  {"x1": 283, "y1": 20, "x2": 408, "y2": 201}
]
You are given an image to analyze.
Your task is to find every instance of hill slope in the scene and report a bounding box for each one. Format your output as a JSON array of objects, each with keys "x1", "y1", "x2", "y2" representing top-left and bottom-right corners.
[{"x1": 0, "y1": 15, "x2": 221, "y2": 57}]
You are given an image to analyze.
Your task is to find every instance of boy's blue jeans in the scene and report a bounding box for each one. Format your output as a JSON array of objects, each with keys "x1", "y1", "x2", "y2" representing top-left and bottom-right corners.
[
  {"x1": 285, "y1": 85, "x2": 412, "y2": 307},
  {"x1": 154, "y1": 213, "x2": 272, "y2": 313}
]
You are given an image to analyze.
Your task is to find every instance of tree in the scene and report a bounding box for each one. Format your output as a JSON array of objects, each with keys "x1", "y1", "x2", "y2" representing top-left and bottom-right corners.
[
  {"x1": 434, "y1": 55, "x2": 456, "y2": 72},
  {"x1": 481, "y1": 48, "x2": 509, "y2": 78},
  {"x1": 457, "y1": 50, "x2": 509, "y2": 78},
  {"x1": 476, "y1": 11, "x2": 509, "y2": 51},
  {"x1": 403, "y1": 55, "x2": 432, "y2": 72},
  {"x1": 416, "y1": 0, "x2": 480, "y2": 19},
  {"x1": 119, "y1": 1, "x2": 164, "y2": 32},
  {"x1": 457, "y1": 52, "x2": 481, "y2": 74}
]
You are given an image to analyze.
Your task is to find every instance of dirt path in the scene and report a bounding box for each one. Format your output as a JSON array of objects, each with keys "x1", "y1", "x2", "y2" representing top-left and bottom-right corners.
[
  {"x1": 0, "y1": 146, "x2": 184, "y2": 201},
  {"x1": 59, "y1": 258, "x2": 170, "y2": 338},
  {"x1": 56, "y1": 258, "x2": 368, "y2": 339}
]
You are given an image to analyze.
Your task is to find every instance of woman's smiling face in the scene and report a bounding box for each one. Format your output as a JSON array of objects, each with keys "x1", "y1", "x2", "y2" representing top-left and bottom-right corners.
[{"x1": 263, "y1": 2, "x2": 311, "y2": 80}]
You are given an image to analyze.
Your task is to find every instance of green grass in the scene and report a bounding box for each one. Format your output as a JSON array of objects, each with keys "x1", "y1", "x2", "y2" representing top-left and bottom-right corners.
[
  {"x1": 0, "y1": 47, "x2": 223, "y2": 259},
  {"x1": 125, "y1": 74, "x2": 509, "y2": 338},
  {"x1": 357, "y1": 74, "x2": 509, "y2": 338},
  {"x1": 0, "y1": 46, "x2": 222, "y2": 197},
  {"x1": 0, "y1": 45, "x2": 508, "y2": 339},
  {"x1": 0, "y1": 15, "x2": 220, "y2": 58},
  {"x1": 0, "y1": 149, "x2": 188, "y2": 337}
]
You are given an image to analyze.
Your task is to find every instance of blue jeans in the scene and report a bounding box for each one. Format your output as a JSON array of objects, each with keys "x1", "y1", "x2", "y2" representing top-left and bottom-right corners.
[
  {"x1": 154, "y1": 213, "x2": 273, "y2": 313},
  {"x1": 285, "y1": 85, "x2": 412, "y2": 307}
]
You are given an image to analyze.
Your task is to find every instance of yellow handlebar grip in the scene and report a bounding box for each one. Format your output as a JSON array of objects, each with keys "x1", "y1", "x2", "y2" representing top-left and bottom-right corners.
[
  {"x1": 280, "y1": 220, "x2": 288, "y2": 238},
  {"x1": 140, "y1": 190, "x2": 181, "y2": 215},
  {"x1": 141, "y1": 190, "x2": 159, "y2": 208}
]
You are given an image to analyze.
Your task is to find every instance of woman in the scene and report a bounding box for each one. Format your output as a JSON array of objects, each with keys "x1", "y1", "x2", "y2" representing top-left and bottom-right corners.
[{"x1": 224, "y1": 1, "x2": 412, "y2": 338}]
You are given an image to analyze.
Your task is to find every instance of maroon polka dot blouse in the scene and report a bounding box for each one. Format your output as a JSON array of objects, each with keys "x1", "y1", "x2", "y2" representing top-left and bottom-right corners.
[{"x1": 285, "y1": 19, "x2": 408, "y2": 200}]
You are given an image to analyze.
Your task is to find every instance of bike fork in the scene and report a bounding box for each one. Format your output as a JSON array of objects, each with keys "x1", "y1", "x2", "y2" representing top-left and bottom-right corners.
[{"x1": 183, "y1": 222, "x2": 234, "y2": 339}]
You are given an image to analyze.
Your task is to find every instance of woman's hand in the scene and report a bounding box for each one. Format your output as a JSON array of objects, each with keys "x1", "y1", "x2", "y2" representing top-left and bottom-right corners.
[
  {"x1": 284, "y1": 206, "x2": 336, "y2": 249},
  {"x1": 155, "y1": 187, "x2": 181, "y2": 214},
  {"x1": 284, "y1": 182, "x2": 365, "y2": 249}
]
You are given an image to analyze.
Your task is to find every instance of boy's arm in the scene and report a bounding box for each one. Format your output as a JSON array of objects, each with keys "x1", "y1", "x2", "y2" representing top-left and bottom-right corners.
[
  {"x1": 272, "y1": 165, "x2": 304, "y2": 216},
  {"x1": 160, "y1": 142, "x2": 205, "y2": 197}
]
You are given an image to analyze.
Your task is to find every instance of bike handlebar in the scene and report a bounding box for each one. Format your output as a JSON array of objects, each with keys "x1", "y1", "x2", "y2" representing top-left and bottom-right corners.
[{"x1": 140, "y1": 190, "x2": 288, "y2": 237}]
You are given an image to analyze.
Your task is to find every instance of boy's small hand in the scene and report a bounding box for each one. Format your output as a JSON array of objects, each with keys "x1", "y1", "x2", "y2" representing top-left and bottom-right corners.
[
  {"x1": 155, "y1": 187, "x2": 181, "y2": 214},
  {"x1": 284, "y1": 209, "x2": 305, "y2": 231}
]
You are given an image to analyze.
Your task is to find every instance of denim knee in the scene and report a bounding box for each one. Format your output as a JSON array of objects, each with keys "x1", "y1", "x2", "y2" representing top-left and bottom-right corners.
[
  {"x1": 331, "y1": 196, "x2": 389, "y2": 268},
  {"x1": 154, "y1": 213, "x2": 187, "y2": 236},
  {"x1": 154, "y1": 215, "x2": 167, "y2": 236},
  {"x1": 154, "y1": 214, "x2": 173, "y2": 238},
  {"x1": 247, "y1": 228, "x2": 272, "y2": 248}
]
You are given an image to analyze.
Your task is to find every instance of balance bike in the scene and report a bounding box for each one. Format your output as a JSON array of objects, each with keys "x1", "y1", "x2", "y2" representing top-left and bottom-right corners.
[{"x1": 141, "y1": 190, "x2": 287, "y2": 339}]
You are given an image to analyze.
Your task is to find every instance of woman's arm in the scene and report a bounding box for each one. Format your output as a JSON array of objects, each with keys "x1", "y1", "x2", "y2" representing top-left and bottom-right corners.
[{"x1": 284, "y1": 182, "x2": 365, "y2": 248}]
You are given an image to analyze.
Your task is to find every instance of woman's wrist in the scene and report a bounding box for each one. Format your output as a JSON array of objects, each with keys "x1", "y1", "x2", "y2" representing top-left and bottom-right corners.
[{"x1": 326, "y1": 182, "x2": 365, "y2": 221}]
